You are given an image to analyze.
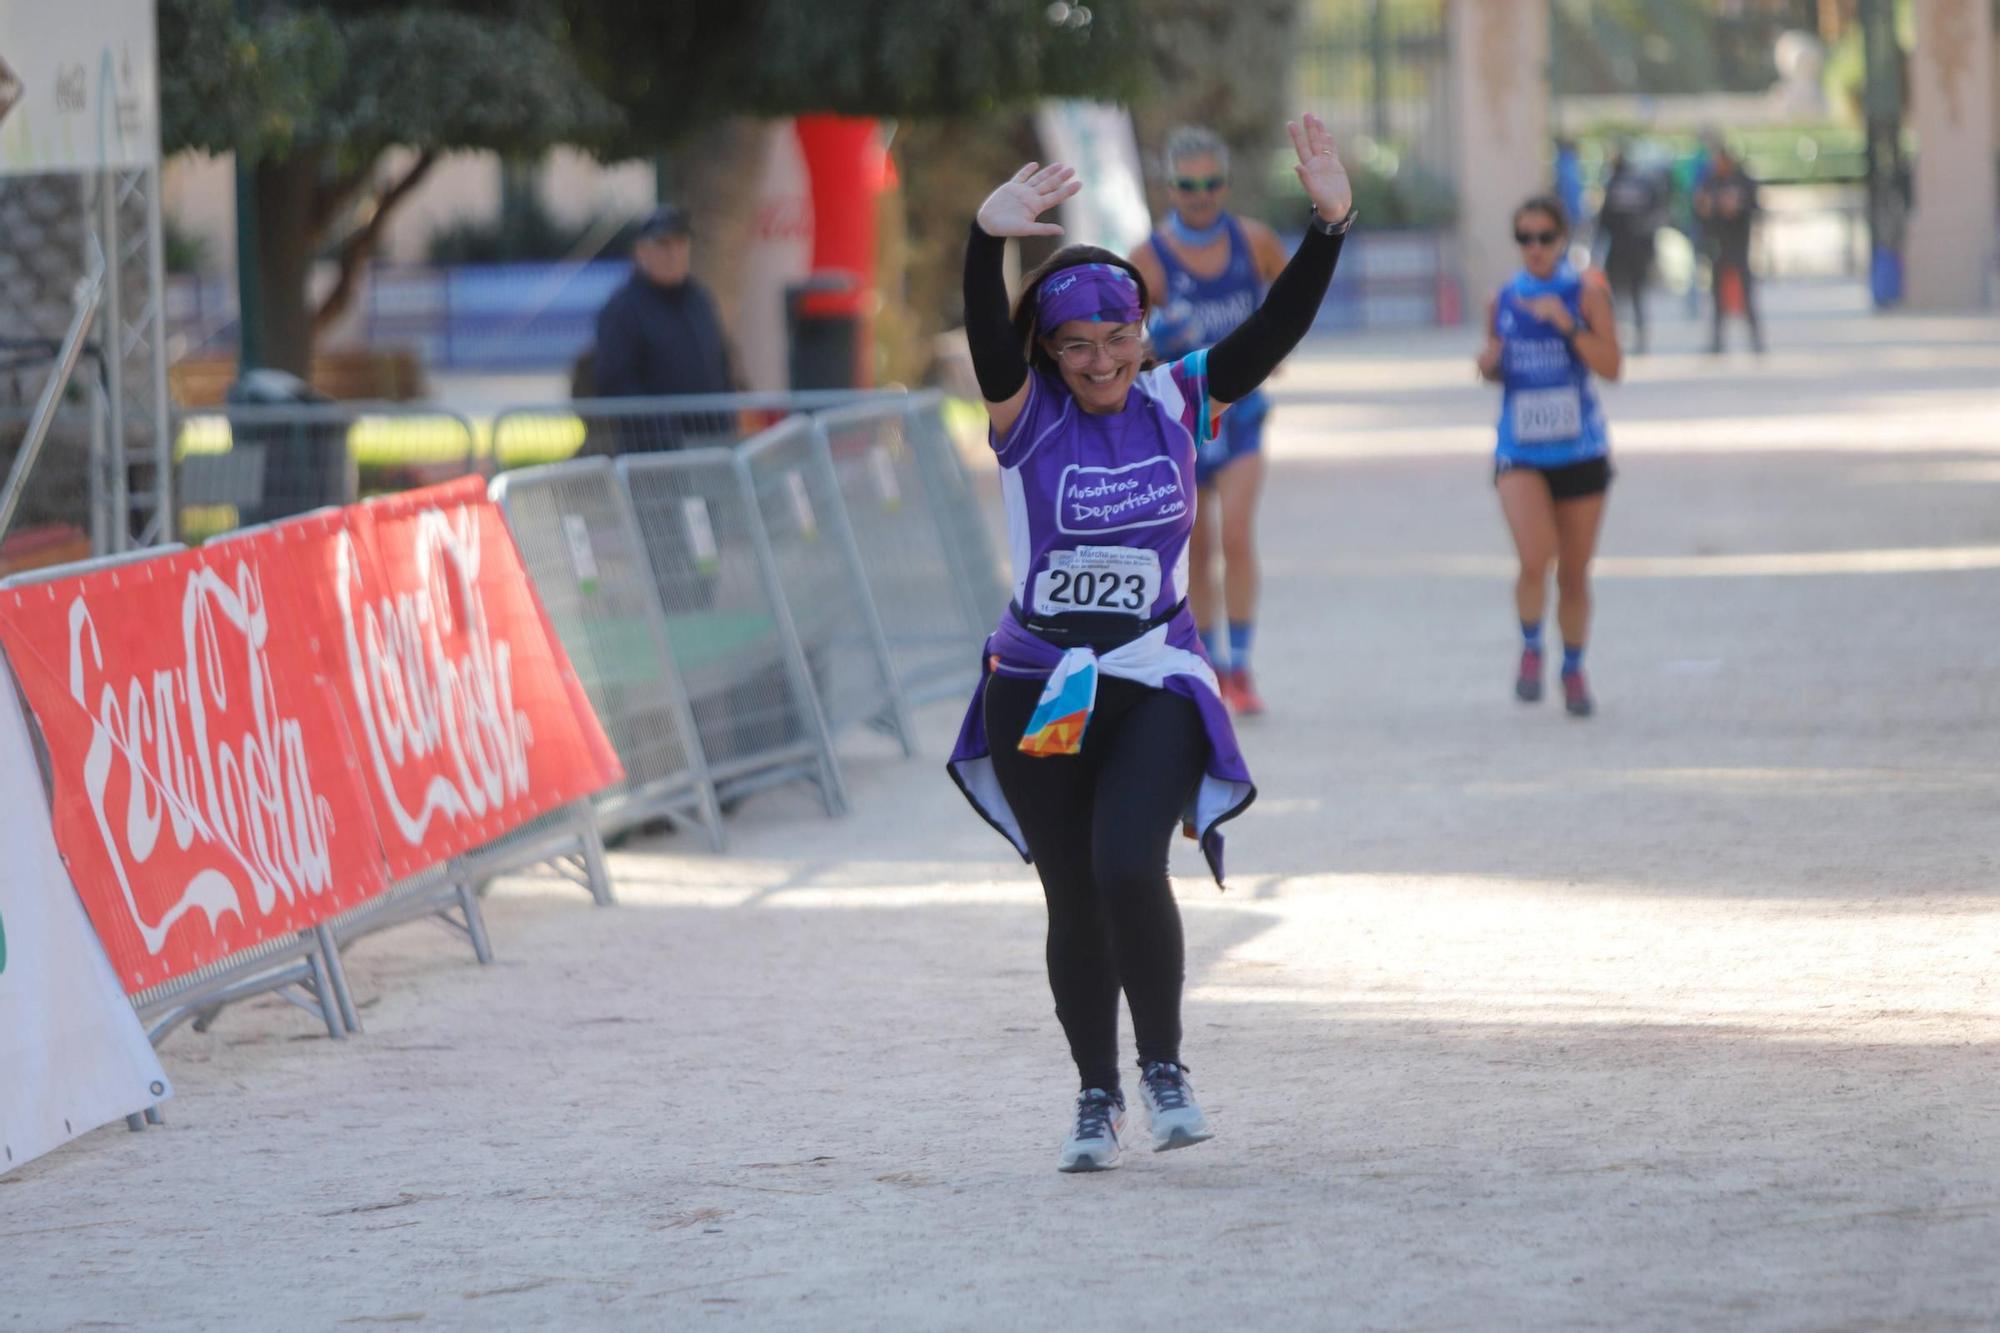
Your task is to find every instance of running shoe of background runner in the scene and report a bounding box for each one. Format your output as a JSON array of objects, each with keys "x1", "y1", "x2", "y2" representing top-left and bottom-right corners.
[
  {"x1": 1563, "y1": 669, "x2": 1594, "y2": 718},
  {"x1": 1138, "y1": 1062, "x2": 1214, "y2": 1151},
  {"x1": 1222, "y1": 668, "x2": 1266, "y2": 716},
  {"x1": 1515, "y1": 647, "x2": 1544, "y2": 702},
  {"x1": 1057, "y1": 1088, "x2": 1126, "y2": 1173}
]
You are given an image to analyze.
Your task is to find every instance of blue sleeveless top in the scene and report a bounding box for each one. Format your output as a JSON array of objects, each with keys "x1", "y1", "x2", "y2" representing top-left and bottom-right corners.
[
  {"x1": 1149, "y1": 215, "x2": 1267, "y2": 418},
  {"x1": 1493, "y1": 262, "x2": 1609, "y2": 467}
]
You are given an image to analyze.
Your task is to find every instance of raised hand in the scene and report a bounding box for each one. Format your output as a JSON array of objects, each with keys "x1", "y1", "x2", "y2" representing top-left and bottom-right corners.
[
  {"x1": 976, "y1": 162, "x2": 1081, "y2": 238},
  {"x1": 1286, "y1": 113, "x2": 1353, "y2": 224}
]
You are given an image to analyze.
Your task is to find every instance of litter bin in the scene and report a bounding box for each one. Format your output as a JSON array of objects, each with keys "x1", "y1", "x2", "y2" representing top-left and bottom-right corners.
[
  {"x1": 225, "y1": 369, "x2": 354, "y2": 526},
  {"x1": 787, "y1": 271, "x2": 862, "y2": 390}
]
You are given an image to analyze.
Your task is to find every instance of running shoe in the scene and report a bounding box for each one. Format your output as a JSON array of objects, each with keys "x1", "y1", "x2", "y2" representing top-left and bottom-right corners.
[
  {"x1": 1057, "y1": 1088, "x2": 1126, "y2": 1173},
  {"x1": 1515, "y1": 647, "x2": 1544, "y2": 703},
  {"x1": 1137, "y1": 1062, "x2": 1214, "y2": 1152},
  {"x1": 1562, "y1": 669, "x2": 1594, "y2": 718},
  {"x1": 1223, "y1": 669, "x2": 1267, "y2": 717}
]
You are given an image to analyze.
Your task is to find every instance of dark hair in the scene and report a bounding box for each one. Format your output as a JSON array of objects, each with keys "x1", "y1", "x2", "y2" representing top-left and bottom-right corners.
[
  {"x1": 1513, "y1": 194, "x2": 1569, "y2": 235},
  {"x1": 1010, "y1": 245, "x2": 1152, "y2": 375}
]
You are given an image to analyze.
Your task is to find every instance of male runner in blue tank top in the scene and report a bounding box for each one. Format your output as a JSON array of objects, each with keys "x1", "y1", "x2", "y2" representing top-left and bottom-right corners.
[{"x1": 1130, "y1": 126, "x2": 1292, "y2": 717}]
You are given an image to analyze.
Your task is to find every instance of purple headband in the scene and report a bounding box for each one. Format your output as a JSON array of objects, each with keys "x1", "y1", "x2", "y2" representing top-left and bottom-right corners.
[{"x1": 1036, "y1": 263, "x2": 1143, "y2": 330}]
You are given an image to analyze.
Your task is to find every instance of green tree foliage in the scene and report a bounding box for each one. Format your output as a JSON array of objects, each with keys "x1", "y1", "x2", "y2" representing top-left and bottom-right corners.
[
  {"x1": 564, "y1": 0, "x2": 1146, "y2": 155},
  {"x1": 160, "y1": 0, "x2": 619, "y2": 373}
]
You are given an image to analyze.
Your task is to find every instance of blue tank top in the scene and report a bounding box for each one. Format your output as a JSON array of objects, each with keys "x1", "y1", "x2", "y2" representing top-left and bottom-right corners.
[
  {"x1": 1493, "y1": 262, "x2": 1609, "y2": 466},
  {"x1": 1148, "y1": 215, "x2": 1267, "y2": 419}
]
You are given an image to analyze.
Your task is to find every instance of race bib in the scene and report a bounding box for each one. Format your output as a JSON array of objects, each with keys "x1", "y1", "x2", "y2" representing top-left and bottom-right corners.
[
  {"x1": 1032, "y1": 546, "x2": 1160, "y2": 617},
  {"x1": 1511, "y1": 385, "x2": 1584, "y2": 444}
]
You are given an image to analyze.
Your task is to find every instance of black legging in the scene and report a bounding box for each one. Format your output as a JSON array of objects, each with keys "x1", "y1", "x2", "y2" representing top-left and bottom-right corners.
[{"x1": 984, "y1": 673, "x2": 1210, "y2": 1093}]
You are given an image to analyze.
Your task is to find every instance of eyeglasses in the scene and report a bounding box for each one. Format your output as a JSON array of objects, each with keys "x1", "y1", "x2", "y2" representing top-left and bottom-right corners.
[
  {"x1": 1515, "y1": 229, "x2": 1562, "y2": 247},
  {"x1": 1051, "y1": 331, "x2": 1142, "y2": 368},
  {"x1": 1172, "y1": 175, "x2": 1227, "y2": 194}
]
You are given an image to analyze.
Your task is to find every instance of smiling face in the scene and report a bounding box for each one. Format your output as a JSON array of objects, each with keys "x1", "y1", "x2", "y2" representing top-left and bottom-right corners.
[
  {"x1": 1513, "y1": 205, "x2": 1567, "y2": 280},
  {"x1": 1045, "y1": 319, "x2": 1144, "y2": 413},
  {"x1": 1167, "y1": 151, "x2": 1229, "y2": 230}
]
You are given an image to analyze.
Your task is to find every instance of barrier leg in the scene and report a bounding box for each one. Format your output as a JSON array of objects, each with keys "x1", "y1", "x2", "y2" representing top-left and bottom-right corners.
[
  {"x1": 126, "y1": 1113, "x2": 146, "y2": 1133},
  {"x1": 317, "y1": 924, "x2": 363, "y2": 1035},
  {"x1": 144, "y1": 1105, "x2": 164, "y2": 1126},
  {"x1": 305, "y1": 942, "x2": 345, "y2": 1040},
  {"x1": 580, "y1": 820, "x2": 615, "y2": 907},
  {"x1": 695, "y1": 779, "x2": 726, "y2": 853},
  {"x1": 457, "y1": 879, "x2": 495, "y2": 964}
]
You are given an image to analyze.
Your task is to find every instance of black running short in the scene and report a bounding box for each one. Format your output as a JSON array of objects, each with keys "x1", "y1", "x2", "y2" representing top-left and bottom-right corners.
[{"x1": 1494, "y1": 455, "x2": 1613, "y2": 500}]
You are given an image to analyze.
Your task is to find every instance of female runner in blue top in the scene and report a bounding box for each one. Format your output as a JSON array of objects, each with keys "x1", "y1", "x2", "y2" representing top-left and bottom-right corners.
[
  {"x1": 950, "y1": 115, "x2": 1352, "y2": 1172},
  {"x1": 1477, "y1": 195, "x2": 1622, "y2": 717}
]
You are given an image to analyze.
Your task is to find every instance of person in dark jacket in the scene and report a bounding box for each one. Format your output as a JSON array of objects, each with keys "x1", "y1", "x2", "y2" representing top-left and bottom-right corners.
[
  {"x1": 1693, "y1": 147, "x2": 1765, "y2": 353},
  {"x1": 586, "y1": 204, "x2": 737, "y2": 454},
  {"x1": 1596, "y1": 148, "x2": 1664, "y2": 353}
]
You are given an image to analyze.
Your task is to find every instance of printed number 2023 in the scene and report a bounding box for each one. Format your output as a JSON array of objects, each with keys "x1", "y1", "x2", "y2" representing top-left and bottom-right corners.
[{"x1": 1046, "y1": 568, "x2": 1147, "y2": 612}]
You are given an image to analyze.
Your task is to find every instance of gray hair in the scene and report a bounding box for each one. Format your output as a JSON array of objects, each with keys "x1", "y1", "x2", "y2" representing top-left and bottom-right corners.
[{"x1": 1164, "y1": 125, "x2": 1230, "y2": 176}]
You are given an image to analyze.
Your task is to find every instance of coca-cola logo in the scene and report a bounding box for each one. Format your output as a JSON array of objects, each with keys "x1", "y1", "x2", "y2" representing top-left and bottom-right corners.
[
  {"x1": 334, "y1": 505, "x2": 532, "y2": 846},
  {"x1": 66, "y1": 560, "x2": 338, "y2": 953}
]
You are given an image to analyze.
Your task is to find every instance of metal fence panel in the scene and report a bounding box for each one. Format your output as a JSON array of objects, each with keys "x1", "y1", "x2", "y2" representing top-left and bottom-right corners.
[
  {"x1": 490, "y1": 457, "x2": 722, "y2": 848},
  {"x1": 618, "y1": 446, "x2": 845, "y2": 814},
  {"x1": 489, "y1": 391, "x2": 881, "y2": 471},
  {"x1": 740, "y1": 418, "x2": 916, "y2": 754},
  {"x1": 175, "y1": 404, "x2": 478, "y2": 543},
  {"x1": 898, "y1": 393, "x2": 1009, "y2": 645},
  {"x1": 815, "y1": 398, "x2": 986, "y2": 704}
]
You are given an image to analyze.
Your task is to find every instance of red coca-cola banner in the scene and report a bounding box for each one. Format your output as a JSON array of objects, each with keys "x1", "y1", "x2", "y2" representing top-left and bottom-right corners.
[
  {"x1": 0, "y1": 479, "x2": 623, "y2": 993},
  {"x1": 0, "y1": 538, "x2": 388, "y2": 993},
  {"x1": 311, "y1": 477, "x2": 621, "y2": 880}
]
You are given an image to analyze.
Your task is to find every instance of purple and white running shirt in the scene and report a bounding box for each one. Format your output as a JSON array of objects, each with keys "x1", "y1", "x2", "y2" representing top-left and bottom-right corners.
[{"x1": 991, "y1": 350, "x2": 1213, "y2": 624}]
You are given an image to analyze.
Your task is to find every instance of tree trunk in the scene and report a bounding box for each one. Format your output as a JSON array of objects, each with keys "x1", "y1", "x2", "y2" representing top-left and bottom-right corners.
[
  {"x1": 666, "y1": 117, "x2": 779, "y2": 373},
  {"x1": 253, "y1": 150, "x2": 322, "y2": 378}
]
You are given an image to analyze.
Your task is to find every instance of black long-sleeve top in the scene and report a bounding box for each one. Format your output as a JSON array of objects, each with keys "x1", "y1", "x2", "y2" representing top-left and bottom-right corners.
[{"x1": 962, "y1": 217, "x2": 1345, "y2": 406}]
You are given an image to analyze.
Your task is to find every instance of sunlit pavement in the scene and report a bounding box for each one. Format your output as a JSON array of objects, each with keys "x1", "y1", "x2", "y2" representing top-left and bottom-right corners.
[{"x1": 7, "y1": 280, "x2": 1998, "y2": 1330}]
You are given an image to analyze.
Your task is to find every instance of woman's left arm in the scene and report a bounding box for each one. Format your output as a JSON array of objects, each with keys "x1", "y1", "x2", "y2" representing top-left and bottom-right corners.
[
  {"x1": 1565, "y1": 279, "x2": 1622, "y2": 381},
  {"x1": 1207, "y1": 115, "x2": 1353, "y2": 406}
]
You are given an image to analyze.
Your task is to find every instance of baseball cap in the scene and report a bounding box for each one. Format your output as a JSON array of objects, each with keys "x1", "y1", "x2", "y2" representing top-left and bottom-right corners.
[{"x1": 636, "y1": 204, "x2": 692, "y2": 239}]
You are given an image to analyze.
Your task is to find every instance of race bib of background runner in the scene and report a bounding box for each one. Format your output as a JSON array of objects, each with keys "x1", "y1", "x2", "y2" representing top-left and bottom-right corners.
[
  {"x1": 1511, "y1": 385, "x2": 1584, "y2": 444},
  {"x1": 1032, "y1": 546, "x2": 1160, "y2": 617}
]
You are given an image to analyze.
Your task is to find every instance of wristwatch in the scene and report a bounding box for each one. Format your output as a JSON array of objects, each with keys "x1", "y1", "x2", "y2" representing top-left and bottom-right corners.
[{"x1": 1309, "y1": 205, "x2": 1357, "y2": 237}]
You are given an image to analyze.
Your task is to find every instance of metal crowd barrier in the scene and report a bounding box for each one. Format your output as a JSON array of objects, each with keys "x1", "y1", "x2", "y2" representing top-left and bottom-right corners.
[
  {"x1": 489, "y1": 391, "x2": 877, "y2": 471},
  {"x1": 491, "y1": 457, "x2": 724, "y2": 849},
  {"x1": 898, "y1": 393, "x2": 1010, "y2": 636},
  {"x1": 815, "y1": 394, "x2": 994, "y2": 704},
  {"x1": 738, "y1": 417, "x2": 917, "y2": 755},
  {"x1": 175, "y1": 403, "x2": 479, "y2": 542},
  {"x1": 618, "y1": 446, "x2": 846, "y2": 815}
]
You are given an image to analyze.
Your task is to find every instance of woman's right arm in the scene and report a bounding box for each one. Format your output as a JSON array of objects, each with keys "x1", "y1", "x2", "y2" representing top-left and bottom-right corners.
[
  {"x1": 1476, "y1": 295, "x2": 1504, "y2": 382},
  {"x1": 967, "y1": 163, "x2": 1079, "y2": 440}
]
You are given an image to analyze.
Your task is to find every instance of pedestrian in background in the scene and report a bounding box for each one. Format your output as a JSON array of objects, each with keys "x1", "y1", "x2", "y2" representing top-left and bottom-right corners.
[
  {"x1": 1596, "y1": 147, "x2": 1664, "y2": 352},
  {"x1": 1694, "y1": 145, "x2": 1765, "y2": 353}
]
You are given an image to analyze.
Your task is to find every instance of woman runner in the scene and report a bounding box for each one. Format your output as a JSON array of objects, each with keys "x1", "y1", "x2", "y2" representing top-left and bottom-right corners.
[
  {"x1": 948, "y1": 115, "x2": 1352, "y2": 1172},
  {"x1": 1477, "y1": 195, "x2": 1621, "y2": 718}
]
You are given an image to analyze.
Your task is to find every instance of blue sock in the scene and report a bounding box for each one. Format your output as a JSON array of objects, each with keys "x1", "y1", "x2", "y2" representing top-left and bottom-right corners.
[
  {"x1": 1228, "y1": 621, "x2": 1254, "y2": 673},
  {"x1": 1562, "y1": 644, "x2": 1585, "y2": 676},
  {"x1": 1521, "y1": 621, "x2": 1544, "y2": 652},
  {"x1": 1199, "y1": 625, "x2": 1226, "y2": 666}
]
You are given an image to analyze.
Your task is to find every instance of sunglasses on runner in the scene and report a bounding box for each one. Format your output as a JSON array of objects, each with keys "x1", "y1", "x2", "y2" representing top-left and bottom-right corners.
[
  {"x1": 1515, "y1": 228, "x2": 1563, "y2": 247},
  {"x1": 1173, "y1": 175, "x2": 1227, "y2": 193}
]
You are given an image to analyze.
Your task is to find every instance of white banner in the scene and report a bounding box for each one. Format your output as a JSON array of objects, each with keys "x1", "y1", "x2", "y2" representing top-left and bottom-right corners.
[
  {"x1": 0, "y1": 653, "x2": 170, "y2": 1178},
  {"x1": 0, "y1": 0, "x2": 160, "y2": 176},
  {"x1": 1033, "y1": 100, "x2": 1152, "y2": 256}
]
